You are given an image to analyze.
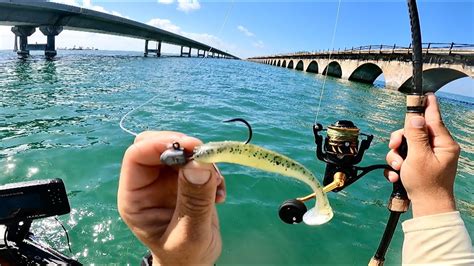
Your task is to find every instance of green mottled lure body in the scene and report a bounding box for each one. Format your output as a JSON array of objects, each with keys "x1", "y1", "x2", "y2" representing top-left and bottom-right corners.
[{"x1": 193, "y1": 141, "x2": 333, "y2": 225}]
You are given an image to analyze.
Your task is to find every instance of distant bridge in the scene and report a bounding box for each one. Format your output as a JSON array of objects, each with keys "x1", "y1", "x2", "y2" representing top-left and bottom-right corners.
[
  {"x1": 0, "y1": 0, "x2": 238, "y2": 59},
  {"x1": 249, "y1": 44, "x2": 474, "y2": 92}
]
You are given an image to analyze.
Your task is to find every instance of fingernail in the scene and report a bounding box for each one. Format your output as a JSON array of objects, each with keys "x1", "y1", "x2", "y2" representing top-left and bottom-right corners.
[
  {"x1": 183, "y1": 168, "x2": 211, "y2": 185},
  {"x1": 391, "y1": 160, "x2": 398, "y2": 168},
  {"x1": 410, "y1": 116, "x2": 425, "y2": 128},
  {"x1": 217, "y1": 189, "x2": 225, "y2": 198},
  {"x1": 388, "y1": 171, "x2": 399, "y2": 183}
]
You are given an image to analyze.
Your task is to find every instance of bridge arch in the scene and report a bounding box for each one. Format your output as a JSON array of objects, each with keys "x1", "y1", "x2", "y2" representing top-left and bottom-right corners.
[
  {"x1": 295, "y1": 60, "x2": 304, "y2": 71},
  {"x1": 322, "y1": 61, "x2": 342, "y2": 78},
  {"x1": 277, "y1": 60, "x2": 281, "y2": 67},
  {"x1": 306, "y1": 61, "x2": 318, "y2": 73},
  {"x1": 349, "y1": 63, "x2": 383, "y2": 84},
  {"x1": 282, "y1": 60, "x2": 287, "y2": 68},
  {"x1": 288, "y1": 60, "x2": 294, "y2": 69},
  {"x1": 399, "y1": 68, "x2": 469, "y2": 93}
]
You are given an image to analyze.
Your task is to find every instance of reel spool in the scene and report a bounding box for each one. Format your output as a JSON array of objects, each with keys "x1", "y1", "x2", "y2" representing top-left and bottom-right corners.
[{"x1": 325, "y1": 120, "x2": 360, "y2": 160}]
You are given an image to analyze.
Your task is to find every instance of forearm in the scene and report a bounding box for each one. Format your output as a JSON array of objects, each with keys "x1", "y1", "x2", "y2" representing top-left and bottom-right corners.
[{"x1": 402, "y1": 211, "x2": 474, "y2": 265}]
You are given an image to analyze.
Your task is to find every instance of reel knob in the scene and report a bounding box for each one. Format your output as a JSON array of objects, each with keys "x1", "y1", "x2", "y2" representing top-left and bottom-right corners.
[{"x1": 278, "y1": 199, "x2": 307, "y2": 224}]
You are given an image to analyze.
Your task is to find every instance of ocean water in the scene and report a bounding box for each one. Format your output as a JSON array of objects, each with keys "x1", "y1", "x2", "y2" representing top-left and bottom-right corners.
[{"x1": 0, "y1": 50, "x2": 472, "y2": 265}]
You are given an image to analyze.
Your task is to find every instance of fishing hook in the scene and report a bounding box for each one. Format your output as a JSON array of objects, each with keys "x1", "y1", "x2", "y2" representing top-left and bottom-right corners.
[{"x1": 223, "y1": 118, "x2": 253, "y2": 144}]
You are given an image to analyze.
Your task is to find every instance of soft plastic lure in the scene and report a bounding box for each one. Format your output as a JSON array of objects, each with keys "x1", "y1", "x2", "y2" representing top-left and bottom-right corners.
[{"x1": 192, "y1": 141, "x2": 333, "y2": 225}]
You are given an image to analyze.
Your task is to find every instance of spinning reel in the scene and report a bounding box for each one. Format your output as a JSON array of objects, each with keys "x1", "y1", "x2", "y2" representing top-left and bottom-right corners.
[{"x1": 279, "y1": 120, "x2": 391, "y2": 224}]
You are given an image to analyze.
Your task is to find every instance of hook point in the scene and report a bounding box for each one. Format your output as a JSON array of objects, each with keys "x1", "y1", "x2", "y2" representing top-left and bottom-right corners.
[{"x1": 223, "y1": 118, "x2": 253, "y2": 144}]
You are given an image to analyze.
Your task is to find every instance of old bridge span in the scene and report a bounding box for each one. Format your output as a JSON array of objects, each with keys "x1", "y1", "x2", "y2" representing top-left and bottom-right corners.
[{"x1": 249, "y1": 44, "x2": 473, "y2": 92}]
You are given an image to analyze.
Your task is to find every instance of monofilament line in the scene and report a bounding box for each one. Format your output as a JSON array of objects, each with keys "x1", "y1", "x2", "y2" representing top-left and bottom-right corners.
[
  {"x1": 314, "y1": 0, "x2": 342, "y2": 124},
  {"x1": 119, "y1": 95, "x2": 160, "y2": 136},
  {"x1": 119, "y1": 0, "x2": 234, "y2": 137}
]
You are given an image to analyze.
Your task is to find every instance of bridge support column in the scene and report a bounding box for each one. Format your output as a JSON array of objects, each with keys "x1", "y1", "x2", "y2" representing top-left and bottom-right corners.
[
  {"x1": 156, "y1": 41, "x2": 162, "y2": 57},
  {"x1": 197, "y1": 49, "x2": 205, "y2": 57},
  {"x1": 144, "y1": 40, "x2": 149, "y2": 57},
  {"x1": 39, "y1": 25, "x2": 63, "y2": 58},
  {"x1": 13, "y1": 35, "x2": 18, "y2": 52},
  {"x1": 180, "y1": 46, "x2": 191, "y2": 57},
  {"x1": 145, "y1": 40, "x2": 161, "y2": 57},
  {"x1": 11, "y1": 26, "x2": 36, "y2": 57}
]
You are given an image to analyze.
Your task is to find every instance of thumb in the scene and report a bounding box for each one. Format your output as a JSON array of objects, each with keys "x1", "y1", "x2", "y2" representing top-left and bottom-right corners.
[
  {"x1": 173, "y1": 161, "x2": 218, "y2": 236},
  {"x1": 405, "y1": 116, "x2": 431, "y2": 153}
]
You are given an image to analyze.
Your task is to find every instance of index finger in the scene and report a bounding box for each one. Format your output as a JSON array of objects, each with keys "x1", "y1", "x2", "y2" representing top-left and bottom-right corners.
[{"x1": 388, "y1": 129, "x2": 404, "y2": 150}]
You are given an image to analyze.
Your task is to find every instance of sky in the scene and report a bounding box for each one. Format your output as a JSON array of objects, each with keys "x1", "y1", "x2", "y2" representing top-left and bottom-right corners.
[{"x1": 0, "y1": 0, "x2": 472, "y2": 95}]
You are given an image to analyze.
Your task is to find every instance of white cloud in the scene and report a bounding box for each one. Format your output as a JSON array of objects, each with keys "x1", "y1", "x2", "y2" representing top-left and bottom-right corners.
[
  {"x1": 177, "y1": 0, "x2": 200, "y2": 12},
  {"x1": 253, "y1": 40, "x2": 264, "y2": 49},
  {"x1": 157, "y1": 0, "x2": 199, "y2": 12},
  {"x1": 157, "y1": 0, "x2": 174, "y2": 4},
  {"x1": 147, "y1": 18, "x2": 181, "y2": 34},
  {"x1": 237, "y1": 25, "x2": 254, "y2": 37},
  {"x1": 146, "y1": 18, "x2": 235, "y2": 54}
]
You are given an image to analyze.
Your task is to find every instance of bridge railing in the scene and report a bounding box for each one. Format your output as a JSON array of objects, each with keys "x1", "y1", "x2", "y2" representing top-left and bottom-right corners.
[{"x1": 265, "y1": 42, "x2": 474, "y2": 58}]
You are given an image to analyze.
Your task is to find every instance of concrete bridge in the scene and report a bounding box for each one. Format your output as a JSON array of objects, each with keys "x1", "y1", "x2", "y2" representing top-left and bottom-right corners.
[
  {"x1": 249, "y1": 44, "x2": 474, "y2": 92},
  {"x1": 0, "y1": 0, "x2": 238, "y2": 59}
]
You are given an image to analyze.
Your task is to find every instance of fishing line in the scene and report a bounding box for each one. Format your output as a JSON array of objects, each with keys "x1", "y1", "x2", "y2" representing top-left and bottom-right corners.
[
  {"x1": 314, "y1": 0, "x2": 342, "y2": 124},
  {"x1": 119, "y1": 0, "x2": 235, "y2": 137}
]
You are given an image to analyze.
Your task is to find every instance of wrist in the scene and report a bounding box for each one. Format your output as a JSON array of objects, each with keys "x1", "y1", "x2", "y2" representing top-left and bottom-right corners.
[{"x1": 410, "y1": 193, "x2": 456, "y2": 218}]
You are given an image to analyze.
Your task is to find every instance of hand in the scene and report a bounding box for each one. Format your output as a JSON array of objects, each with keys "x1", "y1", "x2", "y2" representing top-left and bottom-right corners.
[
  {"x1": 118, "y1": 131, "x2": 226, "y2": 265},
  {"x1": 385, "y1": 93, "x2": 460, "y2": 217}
]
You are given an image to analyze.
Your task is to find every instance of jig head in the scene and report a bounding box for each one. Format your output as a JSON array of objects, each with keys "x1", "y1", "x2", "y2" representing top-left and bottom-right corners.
[{"x1": 160, "y1": 142, "x2": 188, "y2": 166}]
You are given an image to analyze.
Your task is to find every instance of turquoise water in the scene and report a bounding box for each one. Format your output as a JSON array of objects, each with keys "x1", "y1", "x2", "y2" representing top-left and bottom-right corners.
[{"x1": 0, "y1": 50, "x2": 472, "y2": 264}]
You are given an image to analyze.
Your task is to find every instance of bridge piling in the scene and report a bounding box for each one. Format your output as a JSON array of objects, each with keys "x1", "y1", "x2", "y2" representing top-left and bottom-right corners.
[
  {"x1": 13, "y1": 35, "x2": 18, "y2": 52},
  {"x1": 197, "y1": 49, "x2": 205, "y2": 57},
  {"x1": 39, "y1": 26, "x2": 63, "y2": 58},
  {"x1": 11, "y1": 26, "x2": 35, "y2": 57},
  {"x1": 157, "y1": 41, "x2": 161, "y2": 57},
  {"x1": 144, "y1": 40, "x2": 161, "y2": 57},
  {"x1": 144, "y1": 40, "x2": 149, "y2": 57},
  {"x1": 180, "y1": 46, "x2": 191, "y2": 57}
]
